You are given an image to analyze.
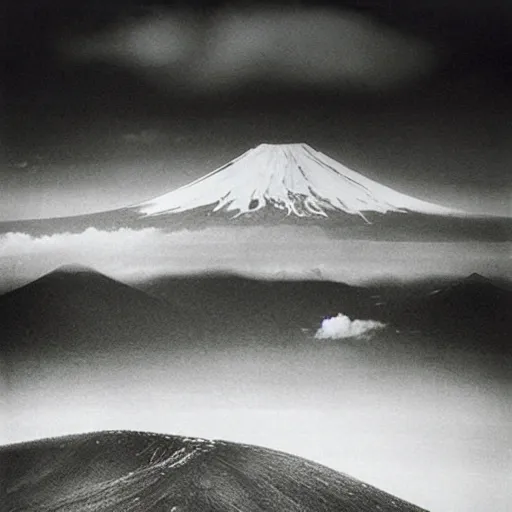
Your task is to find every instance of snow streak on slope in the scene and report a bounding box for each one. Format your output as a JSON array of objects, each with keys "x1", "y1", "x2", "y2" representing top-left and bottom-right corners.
[{"x1": 137, "y1": 143, "x2": 461, "y2": 221}]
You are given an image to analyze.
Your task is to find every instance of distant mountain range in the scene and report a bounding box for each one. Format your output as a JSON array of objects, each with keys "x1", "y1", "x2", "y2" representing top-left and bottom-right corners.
[
  {"x1": 1, "y1": 266, "x2": 510, "y2": 361},
  {"x1": 137, "y1": 272, "x2": 373, "y2": 337},
  {"x1": 1, "y1": 430, "x2": 428, "y2": 512},
  {"x1": 1, "y1": 143, "x2": 510, "y2": 241}
]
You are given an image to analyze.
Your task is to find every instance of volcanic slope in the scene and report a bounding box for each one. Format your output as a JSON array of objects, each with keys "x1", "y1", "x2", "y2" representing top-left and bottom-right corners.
[
  {"x1": 132, "y1": 143, "x2": 512, "y2": 240},
  {"x1": 1, "y1": 143, "x2": 509, "y2": 240},
  {"x1": 0, "y1": 265, "x2": 191, "y2": 362},
  {"x1": 2, "y1": 430, "x2": 428, "y2": 512},
  {"x1": 137, "y1": 143, "x2": 458, "y2": 220}
]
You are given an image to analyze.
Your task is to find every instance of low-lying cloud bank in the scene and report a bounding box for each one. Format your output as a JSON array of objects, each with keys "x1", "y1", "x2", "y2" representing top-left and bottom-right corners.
[
  {"x1": 0, "y1": 226, "x2": 507, "y2": 287},
  {"x1": 315, "y1": 313, "x2": 386, "y2": 340}
]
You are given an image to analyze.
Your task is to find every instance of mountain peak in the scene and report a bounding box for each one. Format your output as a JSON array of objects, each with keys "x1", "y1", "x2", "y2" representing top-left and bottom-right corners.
[
  {"x1": 257, "y1": 142, "x2": 309, "y2": 150},
  {"x1": 136, "y1": 143, "x2": 462, "y2": 221},
  {"x1": 6, "y1": 264, "x2": 128, "y2": 298},
  {"x1": 51, "y1": 263, "x2": 101, "y2": 275},
  {"x1": 463, "y1": 272, "x2": 491, "y2": 284}
]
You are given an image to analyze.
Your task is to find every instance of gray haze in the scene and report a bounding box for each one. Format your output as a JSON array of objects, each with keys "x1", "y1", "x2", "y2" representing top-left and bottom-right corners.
[{"x1": 4, "y1": 333, "x2": 510, "y2": 512}]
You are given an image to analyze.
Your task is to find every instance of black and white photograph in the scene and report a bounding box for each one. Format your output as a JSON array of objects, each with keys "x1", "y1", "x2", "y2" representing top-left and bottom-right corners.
[{"x1": 1, "y1": 1, "x2": 511, "y2": 511}]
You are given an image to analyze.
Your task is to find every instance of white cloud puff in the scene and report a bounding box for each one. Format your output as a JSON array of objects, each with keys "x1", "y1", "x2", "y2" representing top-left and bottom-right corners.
[{"x1": 315, "y1": 313, "x2": 386, "y2": 340}]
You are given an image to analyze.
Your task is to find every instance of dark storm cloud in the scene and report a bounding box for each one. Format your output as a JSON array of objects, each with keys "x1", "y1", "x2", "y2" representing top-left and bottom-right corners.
[
  {"x1": 2, "y1": 0, "x2": 511, "y2": 94},
  {"x1": 61, "y1": 7, "x2": 436, "y2": 92}
]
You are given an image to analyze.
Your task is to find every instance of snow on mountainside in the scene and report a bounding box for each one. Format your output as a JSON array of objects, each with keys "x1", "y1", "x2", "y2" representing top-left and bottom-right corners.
[{"x1": 137, "y1": 143, "x2": 461, "y2": 221}]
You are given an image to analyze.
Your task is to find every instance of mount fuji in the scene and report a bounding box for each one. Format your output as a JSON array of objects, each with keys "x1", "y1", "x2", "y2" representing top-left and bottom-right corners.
[
  {"x1": 136, "y1": 143, "x2": 459, "y2": 222},
  {"x1": 1, "y1": 143, "x2": 510, "y2": 241}
]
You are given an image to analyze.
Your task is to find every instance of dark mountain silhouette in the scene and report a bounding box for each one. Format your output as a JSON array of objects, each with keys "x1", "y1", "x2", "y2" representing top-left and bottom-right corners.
[
  {"x1": 383, "y1": 273, "x2": 512, "y2": 352},
  {"x1": 397, "y1": 273, "x2": 510, "y2": 327},
  {"x1": 2, "y1": 266, "x2": 509, "y2": 362},
  {"x1": 136, "y1": 272, "x2": 377, "y2": 342},
  {"x1": 0, "y1": 265, "x2": 192, "y2": 362},
  {"x1": 1, "y1": 430, "x2": 428, "y2": 512},
  {"x1": 0, "y1": 266, "x2": 378, "y2": 358}
]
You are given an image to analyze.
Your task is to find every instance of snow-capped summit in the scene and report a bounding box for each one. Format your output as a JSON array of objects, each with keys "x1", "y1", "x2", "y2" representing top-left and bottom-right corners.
[{"x1": 137, "y1": 143, "x2": 461, "y2": 221}]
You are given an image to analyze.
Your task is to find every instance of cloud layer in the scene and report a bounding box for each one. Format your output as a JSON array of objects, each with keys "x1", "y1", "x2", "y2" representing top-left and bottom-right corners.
[
  {"x1": 0, "y1": 226, "x2": 508, "y2": 288},
  {"x1": 315, "y1": 313, "x2": 386, "y2": 340},
  {"x1": 62, "y1": 7, "x2": 436, "y2": 93}
]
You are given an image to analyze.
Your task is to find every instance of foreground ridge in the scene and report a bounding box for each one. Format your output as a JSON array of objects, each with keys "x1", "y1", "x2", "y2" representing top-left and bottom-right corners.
[{"x1": 2, "y1": 430, "x2": 429, "y2": 512}]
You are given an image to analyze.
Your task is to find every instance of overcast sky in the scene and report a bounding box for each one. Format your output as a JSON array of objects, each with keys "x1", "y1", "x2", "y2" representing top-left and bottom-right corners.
[{"x1": 1, "y1": 0, "x2": 511, "y2": 220}]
